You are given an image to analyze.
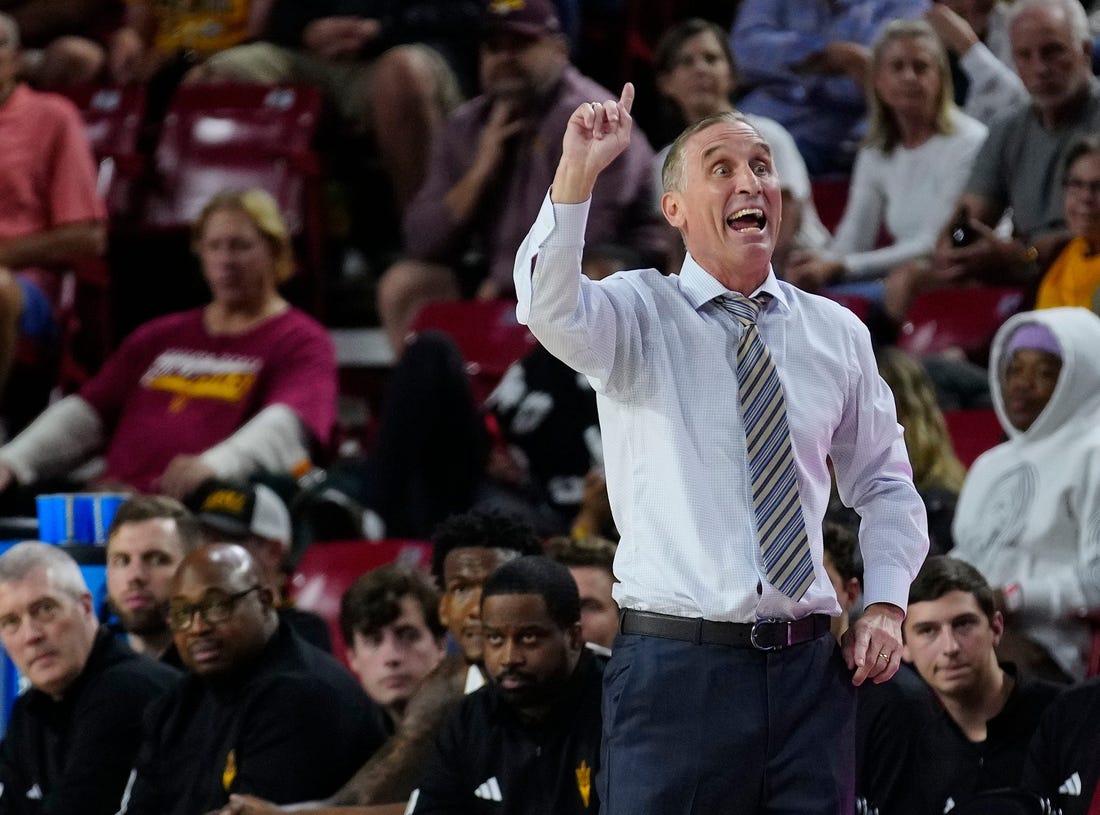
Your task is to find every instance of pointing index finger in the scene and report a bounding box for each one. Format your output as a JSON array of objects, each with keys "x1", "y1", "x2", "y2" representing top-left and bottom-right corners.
[{"x1": 619, "y1": 82, "x2": 635, "y2": 114}]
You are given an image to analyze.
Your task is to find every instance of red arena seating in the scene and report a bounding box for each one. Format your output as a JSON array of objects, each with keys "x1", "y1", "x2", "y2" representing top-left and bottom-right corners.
[
  {"x1": 942, "y1": 408, "x2": 1004, "y2": 468},
  {"x1": 290, "y1": 539, "x2": 431, "y2": 665},
  {"x1": 409, "y1": 300, "x2": 538, "y2": 403},
  {"x1": 58, "y1": 84, "x2": 146, "y2": 219},
  {"x1": 897, "y1": 287, "x2": 1025, "y2": 364}
]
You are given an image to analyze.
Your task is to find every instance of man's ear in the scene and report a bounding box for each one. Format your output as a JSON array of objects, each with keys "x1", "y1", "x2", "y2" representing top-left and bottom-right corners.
[
  {"x1": 990, "y1": 610, "x2": 1005, "y2": 646},
  {"x1": 568, "y1": 621, "x2": 584, "y2": 652},
  {"x1": 258, "y1": 586, "x2": 275, "y2": 610},
  {"x1": 661, "y1": 190, "x2": 685, "y2": 229},
  {"x1": 437, "y1": 594, "x2": 451, "y2": 629}
]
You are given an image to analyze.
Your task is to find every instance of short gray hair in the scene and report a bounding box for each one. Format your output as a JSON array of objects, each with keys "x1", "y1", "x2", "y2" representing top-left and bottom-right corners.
[
  {"x1": 0, "y1": 13, "x2": 18, "y2": 50},
  {"x1": 1008, "y1": 0, "x2": 1091, "y2": 47},
  {"x1": 0, "y1": 542, "x2": 88, "y2": 598},
  {"x1": 661, "y1": 110, "x2": 758, "y2": 194}
]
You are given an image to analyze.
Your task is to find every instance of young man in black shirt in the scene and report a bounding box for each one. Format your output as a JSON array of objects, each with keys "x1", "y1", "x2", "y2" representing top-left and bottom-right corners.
[
  {"x1": 902, "y1": 556, "x2": 1062, "y2": 814},
  {"x1": 0, "y1": 542, "x2": 177, "y2": 815}
]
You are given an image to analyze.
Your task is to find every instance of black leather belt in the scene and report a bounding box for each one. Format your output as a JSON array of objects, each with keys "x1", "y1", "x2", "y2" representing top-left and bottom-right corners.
[{"x1": 619, "y1": 609, "x2": 833, "y2": 651}]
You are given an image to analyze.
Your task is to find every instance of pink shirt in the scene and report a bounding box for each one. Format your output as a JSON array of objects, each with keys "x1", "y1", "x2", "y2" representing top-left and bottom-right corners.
[
  {"x1": 81, "y1": 307, "x2": 337, "y2": 492},
  {"x1": 0, "y1": 84, "x2": 106, "y2": 300}
]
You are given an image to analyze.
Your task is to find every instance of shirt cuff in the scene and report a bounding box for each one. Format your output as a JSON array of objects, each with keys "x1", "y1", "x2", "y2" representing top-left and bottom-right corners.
[
  {"x1": 513, "y1": 190, "x2": 590, "y2": 323},
  {"x1": 862, "y1": 562, "x2": 916, "y2": 615}
]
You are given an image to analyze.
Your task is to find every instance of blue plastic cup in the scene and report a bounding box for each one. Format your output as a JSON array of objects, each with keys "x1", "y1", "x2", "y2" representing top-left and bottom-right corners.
[
  {"x1": 73, "y1": 493, "x2": 127, "y2": 544},
  {"x1": 36, "y1": 494, "x2": 75, "y2": 544}
]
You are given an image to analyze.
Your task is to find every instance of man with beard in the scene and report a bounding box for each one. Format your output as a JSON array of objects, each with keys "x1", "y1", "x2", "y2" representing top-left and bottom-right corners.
[
  {"x1": 375, "y1": 0, "x2": 665, "y2": 353},
  {"x1": 117, "y1": 543, "x2": 388, "y2": 815},
  {"x1": 407, "y1": 555, "x2": 602, "y2": 814},
  {"x1": 105, "y1": 494, "x2": 205, "y2": 665}
]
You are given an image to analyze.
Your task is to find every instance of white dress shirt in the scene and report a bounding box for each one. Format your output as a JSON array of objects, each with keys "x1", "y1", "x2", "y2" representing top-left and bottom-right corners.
[{"x1": 515, "y1": 193, "x2": 928, "y2": 622}]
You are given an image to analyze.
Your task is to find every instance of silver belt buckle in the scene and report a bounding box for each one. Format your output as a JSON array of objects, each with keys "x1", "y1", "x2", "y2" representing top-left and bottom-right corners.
[{"x1": 750, "y1": 618, "x2": 787, "y2": 651}]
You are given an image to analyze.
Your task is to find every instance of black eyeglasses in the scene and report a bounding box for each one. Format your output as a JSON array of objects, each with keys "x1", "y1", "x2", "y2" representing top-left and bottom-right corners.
[
  {"x1": 1064, "y1": 178, "x2": 1100, "y2": 197},
  {"x1": 168, "y1": 586, "x2": 261, "y2": 631}
]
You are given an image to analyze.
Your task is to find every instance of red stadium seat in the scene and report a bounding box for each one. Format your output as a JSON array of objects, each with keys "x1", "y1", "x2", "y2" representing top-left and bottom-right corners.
[
  {"x1": 810, "y1": 176, "x2": 851, "y2": 234},
  {"x1": 144, "y1": 83, "x2": 320, "y2": 228},
  {"x1": 290, "y1": 539, "x2": 431, "y2": 665},
  {"x1": 409, "y1": 300, "x2": 539, "y2": 403},
  {"x1": 58, "y1": 85, "x2": 146, "y2": 219},
  {"x1": 942, "y1": 408, "x2": 1004, "y2": 468},
  {"x1": 897, "y1": 287, "x2": 1025, "y2": 364}
]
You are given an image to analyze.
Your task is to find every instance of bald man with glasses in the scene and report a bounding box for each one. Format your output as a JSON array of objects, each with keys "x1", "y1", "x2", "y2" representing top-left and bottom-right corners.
[{"x1": 117, "y1": 544, "x2": 388, "y2": 815}]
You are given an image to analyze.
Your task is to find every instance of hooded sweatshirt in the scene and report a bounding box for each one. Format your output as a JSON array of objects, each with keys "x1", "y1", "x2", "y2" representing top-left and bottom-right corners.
[{"x1": 952, "y1": 307, "x2": 1100, "y2": 680}]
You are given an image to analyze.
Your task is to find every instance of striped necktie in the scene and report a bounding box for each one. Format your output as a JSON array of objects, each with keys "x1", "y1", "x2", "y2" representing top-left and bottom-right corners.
[{"x1": 718, "y1": 293, "x2": 815, "y2": 601}]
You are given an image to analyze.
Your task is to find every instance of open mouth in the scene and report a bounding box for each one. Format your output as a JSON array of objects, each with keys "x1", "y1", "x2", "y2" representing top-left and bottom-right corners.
[{"x1": 727, "y1": 208, "x2": 767, "y2": 233}]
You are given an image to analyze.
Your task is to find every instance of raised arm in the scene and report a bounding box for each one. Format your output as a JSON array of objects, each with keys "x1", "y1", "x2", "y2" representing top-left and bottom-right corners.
[{"x1": 513, "y1": 84, "x2": 646, "y2": 393}]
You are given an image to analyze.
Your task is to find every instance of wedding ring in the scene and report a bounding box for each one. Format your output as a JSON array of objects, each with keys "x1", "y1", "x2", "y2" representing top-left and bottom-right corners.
[{"x1": 878, "y1": 652, "x2": 890, "y2": 661}]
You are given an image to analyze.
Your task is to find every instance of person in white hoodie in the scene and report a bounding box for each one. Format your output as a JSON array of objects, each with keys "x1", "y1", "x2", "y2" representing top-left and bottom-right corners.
[{"x1": 952, "y1": 306, "x2": 1100, "y2": 682}]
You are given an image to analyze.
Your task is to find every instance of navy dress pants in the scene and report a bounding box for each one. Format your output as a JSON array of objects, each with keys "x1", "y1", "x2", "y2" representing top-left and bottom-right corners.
[{"x1": 598, "y1": 631, "x2": 856, "y2": 815}]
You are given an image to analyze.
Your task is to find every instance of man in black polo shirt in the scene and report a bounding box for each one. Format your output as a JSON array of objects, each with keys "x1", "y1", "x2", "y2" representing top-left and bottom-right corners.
[
  {"x1": 117, "y1": 543, "x2": 388, "y2": 815},
  {"x1": 0, "y1": 542, "x2": 177, "y2": 815},
  {"x1": 902, "y1": 556, "x2": 1062, "y2": 814},
  {"x1": 409, "y1": 555, "x2": 603, "y2": 814}
]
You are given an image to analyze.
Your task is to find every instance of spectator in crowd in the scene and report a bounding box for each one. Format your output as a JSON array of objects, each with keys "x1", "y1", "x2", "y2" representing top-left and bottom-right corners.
[
  {"x1": 0, "y1": 13, "x2": 106, "y2": 404},
  {"x1": 0, "y1": 542, "x2": 177, "y2": 815},
  {"x1": 217, "y1": 510, "x2": 543, "y2": 812},
  {"x1": 188, "y1": 478, "x2": 332, "y2": 651},
  {"x1": 545, "y1": 534, "x2": 618, "y2": 651},
  {"x1": 516, "y1": 82, "x2": 929, "y2": 811},
  {"x1": 3, "y1": 0, "x2": 123, "y2": 86},
  {"x1": 1023, "y1": 676, "x2": 1100, "y2": 815},
  {"x1": 652, "y1": 18, "x2": 829, "y2": 274},
  {"x1": 821, "y1": 521, "x2": 933, "y2": 815},
  {"x1": 933, "y1": 0, "x2": 1100, "y2": 291},
  {"x1": 106, "y1": 494, "x2": 205, "y2": 664},
  {"x1": 821, "y1": 520, "x2": 863, "y2": 641},
  {"x1": 952, "y1": 308, "x2": 1100, "y2": 682},
  {"x1": 324, "y1": 326, "x2": 604, "y2": 540},
  {"x1": 902, "y1": 555, "x2": 1062, "y2": 813},
  {"x1": 0, "y1": 188, "x2": 337, "y2": 506},
  {"x1": 407, "y1": 555, "x2": 603, "y2": 814},
  {"x1": 339, "y1": 563, "x2": 448, "y2": 730},
  {"x1": 1037, "y1": 134, "x2": 1100, "y2": 312},
  {"x1": 877, "y1": 346, "x2": 967, "y2": 555},
  {"x1": 377, "y1": 0, "x2": 665, "y2": 354},
  {"x1": 107, "y1": 0, "x2": 273, "y2": 87},
  {"x1": 118, "y1": 543, "x2": 387, "y2": 815},
  {"x1": 785, "y1": 19, "x2": 988, "y2": 324},
  {"x1": 201, "y1": 0, "x2": 473, "y2": 209},
  {"x1": 925, "y1": 0, "x2": 1028, "y2": 125},
  {"x1": 730, "y1": 0, "x2": 930, "y2": 175}
]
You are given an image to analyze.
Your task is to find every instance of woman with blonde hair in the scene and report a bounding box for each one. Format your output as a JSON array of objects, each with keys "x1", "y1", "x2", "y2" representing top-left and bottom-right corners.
[
  {"x1": 786, "y1": 19, "x2": 988, "y2": 320},
  {"x1": 878, "y1": 346, "x2": 966, "y2": 553},
  {"x1": 0, "y1": 188, "x2": 337, "y2": 506}
]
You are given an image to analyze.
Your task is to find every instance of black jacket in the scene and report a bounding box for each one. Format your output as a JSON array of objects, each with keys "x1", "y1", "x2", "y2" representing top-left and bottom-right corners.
[
  {"x1": 1022, "y1": 676, "x2": 1100, "y2": 815},
  {"x1": 410, "y1": 650, "x2": 604, "y2": 815},
  {"x1": 121, "y1": 621, "x2": 388, "y2": 815},
  {"x1": 0, "y1": 628, "x2": 177, "y2": 815}
]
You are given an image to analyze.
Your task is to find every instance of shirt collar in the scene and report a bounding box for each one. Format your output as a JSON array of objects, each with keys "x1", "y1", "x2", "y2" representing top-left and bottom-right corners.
[{"x1": 677, "y1": 251, "x2": 791, "y2": 315}]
